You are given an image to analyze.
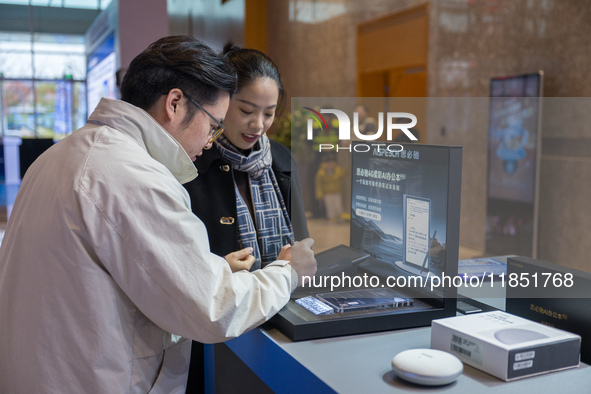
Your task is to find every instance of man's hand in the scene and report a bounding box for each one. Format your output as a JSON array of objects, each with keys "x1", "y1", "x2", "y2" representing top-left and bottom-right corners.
[
  {"x1": 225, "y1": 247, "x2": 255, "y2": 272},
  {"x1": 287, "y1": 238, "x2": 317, "y2": 287},
  {"x1": 277, "y1": 243, "x2": 292, "y2": 262}
]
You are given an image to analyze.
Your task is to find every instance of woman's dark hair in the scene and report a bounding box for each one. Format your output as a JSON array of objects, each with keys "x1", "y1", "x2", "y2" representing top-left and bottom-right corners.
[
  {"x1": 120, "y1": 36, "x2": 237, "y2": 124},
  {"x1": 221, "y1": 43, "x2": 285, "y2": 114}
]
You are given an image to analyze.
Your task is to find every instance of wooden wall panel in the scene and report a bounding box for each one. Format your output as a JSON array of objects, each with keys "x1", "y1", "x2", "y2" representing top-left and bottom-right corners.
[{"x1": 357, "y1": 5, "x2": 428, "y2": 74}]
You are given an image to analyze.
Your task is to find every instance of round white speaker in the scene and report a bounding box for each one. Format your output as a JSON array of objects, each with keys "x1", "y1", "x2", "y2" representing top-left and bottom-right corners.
[{"x1": 391, "y1": 348, "x2": 463, "y2": 386}]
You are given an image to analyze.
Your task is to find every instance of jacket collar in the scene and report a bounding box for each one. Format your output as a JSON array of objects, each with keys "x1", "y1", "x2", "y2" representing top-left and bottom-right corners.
[
  {"x1": 194, "y1": 140, "x2": 293, "y2": 176},
  {"x1": 88, "y1": 98, "x2": 198, "y2": 184},
  {"x1": 193, "y1": 145, "x2": 225, "y2": 175}
]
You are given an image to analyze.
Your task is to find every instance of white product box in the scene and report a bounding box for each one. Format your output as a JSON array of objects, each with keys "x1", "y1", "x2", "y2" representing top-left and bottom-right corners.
[{"x1": 431, "y1": 311, "x2": 580, "y2": 381}]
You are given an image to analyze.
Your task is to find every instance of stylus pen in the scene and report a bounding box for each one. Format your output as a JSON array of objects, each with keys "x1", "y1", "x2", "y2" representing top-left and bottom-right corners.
[
  {"x1": 284, "y1": 235, "x2": 294, "y2": 246},
  {"x1": 420, "y1": 230, "x2": 437, "y2": 274}
]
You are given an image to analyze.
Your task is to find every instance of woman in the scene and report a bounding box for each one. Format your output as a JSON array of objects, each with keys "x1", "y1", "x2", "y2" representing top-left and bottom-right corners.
[
  {"x1": 183, "y1": 44, "x2": 309, "y2": 393},
  {"x1": 183, "y1": 43, "x2": 309, "y2": 270}
]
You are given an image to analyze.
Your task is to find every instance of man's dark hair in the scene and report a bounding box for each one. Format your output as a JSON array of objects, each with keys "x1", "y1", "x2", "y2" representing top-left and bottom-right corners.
[
  {"x1": 221, "y1": 43, "x2": 285, "y2": 115},
  {"x1": 120, "y1": 36, "x2": 237, "y2": 125}
]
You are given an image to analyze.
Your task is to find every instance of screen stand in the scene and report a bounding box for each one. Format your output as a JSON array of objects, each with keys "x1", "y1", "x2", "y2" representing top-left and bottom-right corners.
[{"x1": 394, "y1": 261, "x2": 432, "y2": 278}]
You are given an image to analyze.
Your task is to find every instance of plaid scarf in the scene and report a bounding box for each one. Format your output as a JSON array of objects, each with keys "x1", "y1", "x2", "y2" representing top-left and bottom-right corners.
[{"x1": 214, "y1": 134, "x2": 293, "y2": 269}]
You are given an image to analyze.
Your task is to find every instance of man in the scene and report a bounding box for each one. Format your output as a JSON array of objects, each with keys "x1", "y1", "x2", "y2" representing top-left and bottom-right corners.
[
  {"x1": 353, "y1": 104, "x2": 377, "y2": 136},
  {"x1": 0, "y1": 36, "x2": 316, "y2": 393}
]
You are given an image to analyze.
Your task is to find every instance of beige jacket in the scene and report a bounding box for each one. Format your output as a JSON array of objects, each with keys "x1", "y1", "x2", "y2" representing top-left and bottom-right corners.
[{"x1": 0, "y1": 98, "x2": 296, "y2": 393}]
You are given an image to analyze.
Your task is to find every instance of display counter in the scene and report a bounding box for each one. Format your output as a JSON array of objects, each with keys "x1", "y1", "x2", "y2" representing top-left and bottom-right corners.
[
  {"x1": 208, "y1": 256, "x2": 591, "y2": 393},
  {"x1": 211, "y1": 322, "x2": 590, "y2": 393}
]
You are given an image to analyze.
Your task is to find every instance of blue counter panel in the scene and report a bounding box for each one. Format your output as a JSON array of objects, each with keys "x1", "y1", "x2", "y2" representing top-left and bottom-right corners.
[{"x1": 225, "y1": 328, "x2": 336, "y2": 393}]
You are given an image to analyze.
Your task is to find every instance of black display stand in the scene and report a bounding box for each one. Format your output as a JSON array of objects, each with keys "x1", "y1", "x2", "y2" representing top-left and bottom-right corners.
[
  {"x1": 505, "y1": 256, "x2": 591, "y2": 364},
  {"x1": 271, "y1": 144, "x2": 463, "y2": 341}
]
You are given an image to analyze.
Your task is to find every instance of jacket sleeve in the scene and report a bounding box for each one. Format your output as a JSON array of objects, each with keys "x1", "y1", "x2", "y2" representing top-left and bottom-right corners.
[{"x1": 79, "y1": 155, "x2": 297, "y2": 343}]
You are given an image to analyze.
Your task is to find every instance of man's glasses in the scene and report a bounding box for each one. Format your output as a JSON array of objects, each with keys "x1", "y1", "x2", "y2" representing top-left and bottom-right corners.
[{"x1": 184, "y1": 93, "x2": 225, "y2": 143}]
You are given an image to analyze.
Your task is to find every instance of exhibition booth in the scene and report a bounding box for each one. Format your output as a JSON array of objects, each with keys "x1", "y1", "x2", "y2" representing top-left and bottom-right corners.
[{"x1": 207, "y1": 89, "x2": 591, "y2": 392}]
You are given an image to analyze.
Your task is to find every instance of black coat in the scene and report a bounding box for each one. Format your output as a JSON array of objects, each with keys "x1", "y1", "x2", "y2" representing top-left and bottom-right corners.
[{"x1": 183, "y1": 139, "x2": 309, "y2": 257}]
